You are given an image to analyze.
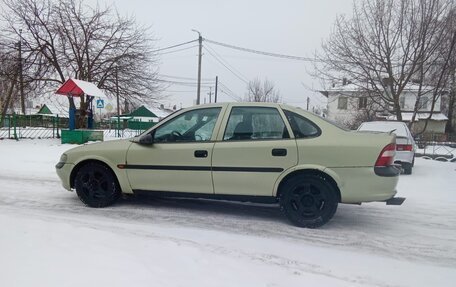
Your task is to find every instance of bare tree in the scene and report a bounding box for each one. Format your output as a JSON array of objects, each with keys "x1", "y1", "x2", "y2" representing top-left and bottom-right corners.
[
  {"x1": 347, "y1": 95, "x2": 378, "y2": 129},
  {"x1": 316, "y1": 0, "x2": 454, "y2": 122},
  {"x1": 440, "y1": 8, "x2": 456, "y2": 134},
  {"x1": 1, "y1": 0, "x2": 161, "y2": 127},
  {"x1": 0, "y1": 39, "x2": 19, "y2": 126},
  {"x1": 244, "y1": 78, "x2": 281, "y2": 103}
]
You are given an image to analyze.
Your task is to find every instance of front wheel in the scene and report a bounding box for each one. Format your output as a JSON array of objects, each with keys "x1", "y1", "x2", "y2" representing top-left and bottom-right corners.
[
  {"x1": 74, "y1": 162, "x2": 120, "y2": 207},
  {"x1": 279, "y1": 174, "x2": 338, "y2": 228}
]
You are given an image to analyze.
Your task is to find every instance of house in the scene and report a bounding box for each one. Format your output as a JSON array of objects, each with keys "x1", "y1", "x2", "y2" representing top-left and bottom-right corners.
[
  {"x1": 111, "y1": 105, "x2": 174, "y2": 130},
  {"x1": 36, "y1": 103, "x2": 69, "y2": 118},
  {"x1": 320, "y1": 82, "x2": 448, "y2": 134}
]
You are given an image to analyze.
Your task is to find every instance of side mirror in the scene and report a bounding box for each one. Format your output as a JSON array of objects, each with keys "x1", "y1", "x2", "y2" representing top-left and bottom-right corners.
[{"x1": 138, "y1": 133, "x2": 154, "y2": 145}]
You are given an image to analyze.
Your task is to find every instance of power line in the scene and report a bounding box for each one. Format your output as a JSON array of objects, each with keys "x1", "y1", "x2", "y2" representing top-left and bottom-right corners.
[
  {"x1": 151, "y1": 39, "x2": 198, "y2": 53},
  {"x1": 204, "y1": 43, "x2": 250, "y2": 83},
  {"x1": 218, "y1": 81, "x2": 243, "y2": 101},
  {"x1": 219, "y1": 89, "x2": 242, "y2": 102},
  {"x1": 158, "y1": 74, "x2": 213, "y2": 82},
  {"x1": 204, "y1": 38, "x2": 317, "y2": 62},
  {"x1": 163, "y1": 90, "x2": 206, "y2": 93},
  {"x1": 158, "y1": 44, "x2": 198, "y2": 55},
  {"x1": 203, "y1": 46, "x2": 249, "y2": 84},
  {"x1": 155, "y1": 78, "x2": 212, "y2": 87}
]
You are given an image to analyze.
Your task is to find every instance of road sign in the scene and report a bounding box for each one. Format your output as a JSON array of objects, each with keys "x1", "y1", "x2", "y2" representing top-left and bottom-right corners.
[
  {"x1": 105, "y1": 103, "x2": 113, "y2": 112},
  {"x1": 96, "y1": 99, "x2": 104, "y2": 109}
]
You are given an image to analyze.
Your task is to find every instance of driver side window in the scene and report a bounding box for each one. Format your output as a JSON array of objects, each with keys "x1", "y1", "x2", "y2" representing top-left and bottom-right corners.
[{"x1": 154, "y1": 108, "x2": 221, "y2": 143}]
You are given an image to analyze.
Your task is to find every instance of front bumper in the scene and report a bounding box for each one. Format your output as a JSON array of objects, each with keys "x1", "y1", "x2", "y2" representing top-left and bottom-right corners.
[{"x1": 55, "y1": 163, "x2": 75, "y2": 191}]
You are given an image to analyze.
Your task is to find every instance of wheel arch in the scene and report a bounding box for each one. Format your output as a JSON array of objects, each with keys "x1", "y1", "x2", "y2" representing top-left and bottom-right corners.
[
  {"x1": 274, "y1": 167, "x2": 342, "y2": 202},
  {"x1": 70, "y1": 159, "x2": 120, "y2": 191}
]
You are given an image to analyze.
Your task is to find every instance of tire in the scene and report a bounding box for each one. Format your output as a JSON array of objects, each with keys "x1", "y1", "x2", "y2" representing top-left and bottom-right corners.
[
  {"x1": 279, "y1": 174, "x2": 338, "y2": 228},
  {"x1": 74, "y1": 162, "x2": 120, "y2": 207},
  {"x1": 403, "y1": 163, "x2": 412, "y2": 175}
]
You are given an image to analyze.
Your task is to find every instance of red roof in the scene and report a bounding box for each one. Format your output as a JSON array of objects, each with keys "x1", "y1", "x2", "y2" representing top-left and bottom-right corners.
[
  {"x1": 55, "y1": 79, "x2": 84, "y2": 97},
  {"x1": 55, "y1": 79, "x2": 106, "y2": 98}
]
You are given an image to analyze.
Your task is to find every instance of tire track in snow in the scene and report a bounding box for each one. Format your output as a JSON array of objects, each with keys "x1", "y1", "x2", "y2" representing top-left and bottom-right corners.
[
  {"x1": 0, "y1": 175, "x2": 455, "y2": 269},
  {"x1": 0, "y1": 205, "x2": 401, "y2": 287}
]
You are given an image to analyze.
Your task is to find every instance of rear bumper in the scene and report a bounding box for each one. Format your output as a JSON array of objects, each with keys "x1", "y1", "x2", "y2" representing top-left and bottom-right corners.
[
  {"x1": 395, "y1": 151, "x2": 414, "y2": 164},
  {"x1": 374, "y1": 165, "x2": 401, "y2": 177},
  {"x1": 385, "y1": 196, "x2": 406, "y2": 205},
  {"x1": 330, "y1": 166, "x2": 399, "y2": 204}
]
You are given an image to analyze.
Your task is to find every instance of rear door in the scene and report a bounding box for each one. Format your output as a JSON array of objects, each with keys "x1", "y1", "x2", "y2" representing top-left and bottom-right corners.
[{"x1": 211, "y1": 104, "x2": 298, "y2": 196}]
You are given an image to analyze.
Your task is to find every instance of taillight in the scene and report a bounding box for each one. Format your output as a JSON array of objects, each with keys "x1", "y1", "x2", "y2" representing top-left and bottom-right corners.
[
  {"x1": 375, "y1": 143, "x2": 396, "y2": 167},
  {"x1": 396, "y1": 144, "x2": 413, "y2": 151}
]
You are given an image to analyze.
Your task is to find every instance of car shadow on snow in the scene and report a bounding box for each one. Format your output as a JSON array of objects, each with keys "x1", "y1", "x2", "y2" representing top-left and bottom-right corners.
[
  {"x1": 119, "y1": 194, "x2": 286, "y2": 222},
  {"x1": 108, "y1": 194, "x2": 394, "y2": 231}
]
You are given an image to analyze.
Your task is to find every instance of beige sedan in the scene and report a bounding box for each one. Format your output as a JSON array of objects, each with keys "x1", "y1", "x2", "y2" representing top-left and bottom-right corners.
[{"x1": 56, "y1": 102, "x2": 403, "y2": 228}]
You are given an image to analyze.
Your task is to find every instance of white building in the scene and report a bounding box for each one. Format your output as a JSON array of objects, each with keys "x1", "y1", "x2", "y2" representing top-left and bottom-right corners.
[{"x1": 320, "y1": 82, "x2": 448, "y2": 134}]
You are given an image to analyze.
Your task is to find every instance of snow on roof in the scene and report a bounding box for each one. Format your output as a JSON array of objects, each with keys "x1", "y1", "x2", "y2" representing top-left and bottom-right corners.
[
  {"x1": 110, "y1": 116, "x2": 133, "y2": 120},
  {"x1": 326, "y1": 83, "x2": 362, "y2": 92},
  {"x1": 33, "y1": 95, "x2": 70, "y2": 118},
  {"x1": 41, "y1": 104, "x2": 69, "y2": 118},
  {"x1": 55, "y1": 79, "x2": 108, "y2": 99},
  {"x1": 325, "y1": 82, "x2": 436, "y2": 93},
  {"x1": 144, "y1": 105, "x2": 174, "y2": 118},
  {"x1": 387, "y1": 112, "x2": 448, "y2": 122},
  {"x1": 401, "y1": 83, "x2": 435, "y2": 92}
]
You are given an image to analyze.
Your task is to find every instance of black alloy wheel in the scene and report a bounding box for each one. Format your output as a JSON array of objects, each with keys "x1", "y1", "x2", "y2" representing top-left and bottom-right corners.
[
  {"x1": 75, "y1": 162, "x2": 120, "y2": 207},
  {"x1": 280, "y1": 174, "x2": 338, "y2": 228}
]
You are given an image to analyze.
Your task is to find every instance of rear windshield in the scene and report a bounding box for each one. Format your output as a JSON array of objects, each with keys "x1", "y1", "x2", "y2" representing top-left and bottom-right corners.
[{"x1": 358, "y1": 122, "x2": 408, "y2": 137}]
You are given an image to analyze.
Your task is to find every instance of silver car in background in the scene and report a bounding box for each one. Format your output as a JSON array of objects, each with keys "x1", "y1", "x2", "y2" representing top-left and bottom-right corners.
[{"x1": 358, "y1": 121, "x2": 416, "y2": 174}]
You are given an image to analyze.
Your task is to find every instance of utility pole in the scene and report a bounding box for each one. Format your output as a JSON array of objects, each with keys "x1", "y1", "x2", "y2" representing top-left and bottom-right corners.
[
  {"x1": 214, "y1": 76, "x2": 218, "y2": 103},
  {"x1": 18, "y1": 29, "x2": 25, "y2": 115},
  {"x1": 115, "y1": 64, "x2": 120, "y2": 138},
  {"x1": 306, "y1": 96, "x2": 310, "y2": 111},
  {"x1": 192, "y1": 29, "x2": 202, "y2": 105},
  {"x1": 207, "y1": 87, "x2": 213, "y2": 103}
]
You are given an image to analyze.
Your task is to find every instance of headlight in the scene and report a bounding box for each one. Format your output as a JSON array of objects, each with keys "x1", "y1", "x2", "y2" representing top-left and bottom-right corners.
[
  {"x1": 56, "y1": 154, "x2": 68, "y2": 169},
  {"x1": 59, "y1": 154, "x2": 68, "y2": 163}
]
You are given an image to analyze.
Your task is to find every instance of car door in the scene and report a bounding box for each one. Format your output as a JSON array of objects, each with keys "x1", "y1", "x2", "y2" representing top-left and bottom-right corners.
[
  {"x1": 126, "y1": 106, "x2": 224, "y2": 194},
  {"x1": 211, "y1": 105, "x2": 298, "y2": 196}
]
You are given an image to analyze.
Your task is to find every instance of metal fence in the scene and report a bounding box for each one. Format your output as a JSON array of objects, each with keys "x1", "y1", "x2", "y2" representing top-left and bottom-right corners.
[
  {"x1": 0, "y1": 126, "x2": 144, "y2": 140},
  {"x1": 2, "y1": 114, "x2": 455, "y2": 160},
  {"x1": 0, "y1": 113, "x2": 146, "y2": 140},
  {"x1": 415, "y1": 133, "x2": 456, "y2": 160}
]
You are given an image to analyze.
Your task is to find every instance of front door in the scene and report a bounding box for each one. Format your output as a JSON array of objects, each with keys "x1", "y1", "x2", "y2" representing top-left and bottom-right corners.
[{"x1": 126, "y1": 107, "x2": 223, "y2": 194}]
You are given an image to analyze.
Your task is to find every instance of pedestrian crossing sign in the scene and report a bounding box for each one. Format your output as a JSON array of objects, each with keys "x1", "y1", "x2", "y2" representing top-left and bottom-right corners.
[{"x1": 96, "y1": 99, "x2": 104, "y2": 109}]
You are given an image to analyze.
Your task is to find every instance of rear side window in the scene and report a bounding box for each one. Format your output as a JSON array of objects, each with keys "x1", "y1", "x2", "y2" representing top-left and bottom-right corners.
[
  {"x1": 224, "y1": 107, "x2": 289, "y2": 141},
  {"x1": 284, "y1": 110, "x2": 321, "y2": 138}
]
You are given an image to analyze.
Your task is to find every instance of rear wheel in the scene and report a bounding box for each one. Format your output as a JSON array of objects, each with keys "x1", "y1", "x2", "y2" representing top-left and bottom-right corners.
[
  {"x1": 74, "y1": 162, "x2": 120, "y2": 207},
  {"x1": 279, "y1": 174, "x2": 338, "y2": 228},
  {"x1": 403, "y1": 163, "x2": 412, "y2": 175}
]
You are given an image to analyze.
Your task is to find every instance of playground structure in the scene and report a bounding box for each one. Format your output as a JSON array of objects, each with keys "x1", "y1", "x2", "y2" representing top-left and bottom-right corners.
[{"x1": 55, "y1": 79, "x2": 106, "y2": 144}]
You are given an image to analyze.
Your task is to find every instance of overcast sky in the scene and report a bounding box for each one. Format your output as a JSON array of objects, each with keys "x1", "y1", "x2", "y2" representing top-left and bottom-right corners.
[{"x1": 100, "y1": 0, "x2": 353, "y2": 109}]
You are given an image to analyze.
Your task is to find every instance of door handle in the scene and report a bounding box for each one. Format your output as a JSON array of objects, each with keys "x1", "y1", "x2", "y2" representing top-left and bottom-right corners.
[
  {"x1": 272, "y1": 148, "x2": 287, "y2": 157},
  {"x1": 194, "y1": 150, "x2": 208, "y2": 158}
]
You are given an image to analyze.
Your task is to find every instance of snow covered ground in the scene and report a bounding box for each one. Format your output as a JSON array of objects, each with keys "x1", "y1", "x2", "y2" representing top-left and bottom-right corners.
[{"x1": 0, "y1": 139, "x2": 455, "y2": 287}]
